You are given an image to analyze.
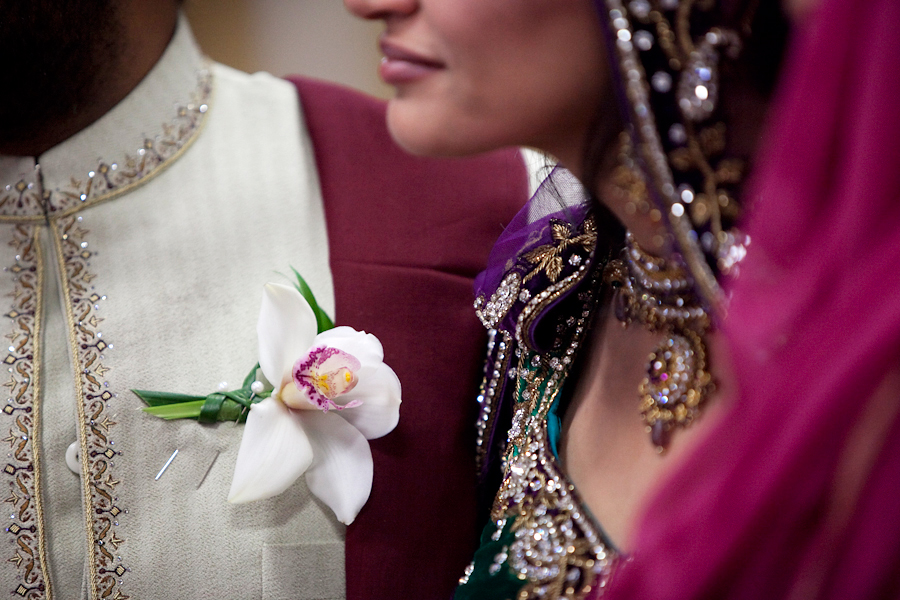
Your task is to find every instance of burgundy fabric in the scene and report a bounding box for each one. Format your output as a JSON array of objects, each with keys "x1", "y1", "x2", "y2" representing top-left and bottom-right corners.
[
  {"x1": 290, "y1": 77, "x2": 528, "y2": 600},
  {"x1": 604, "y1": 0, "x2": 900, "y2": 598}
]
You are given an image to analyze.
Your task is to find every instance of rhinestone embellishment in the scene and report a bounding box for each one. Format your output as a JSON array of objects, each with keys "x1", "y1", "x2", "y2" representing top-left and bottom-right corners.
[{"x1": 477, "y1": 272, "x2": 522, "y2": 329}]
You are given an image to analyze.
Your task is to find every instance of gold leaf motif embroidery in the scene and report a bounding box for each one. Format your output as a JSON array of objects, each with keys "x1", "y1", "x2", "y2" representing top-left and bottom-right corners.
[{"x1": 523, "y1": 220, "x2": 597, "y2": 284}]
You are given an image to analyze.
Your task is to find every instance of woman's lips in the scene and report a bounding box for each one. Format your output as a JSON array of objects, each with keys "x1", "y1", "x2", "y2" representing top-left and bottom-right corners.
[{"x1": 378, "y1": 40, "x2": 444, "y2": 85}]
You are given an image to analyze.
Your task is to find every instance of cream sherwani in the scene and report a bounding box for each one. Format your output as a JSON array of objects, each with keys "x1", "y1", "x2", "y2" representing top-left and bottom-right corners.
[{"x1": 0, "y1": 19, "x2": 345, "y2": 600}]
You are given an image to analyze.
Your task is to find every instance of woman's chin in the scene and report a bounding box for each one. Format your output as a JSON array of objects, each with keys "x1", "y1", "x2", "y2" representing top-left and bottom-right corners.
[{"x1": 385, "y1": 101, "x2": 503, "y2": 158}]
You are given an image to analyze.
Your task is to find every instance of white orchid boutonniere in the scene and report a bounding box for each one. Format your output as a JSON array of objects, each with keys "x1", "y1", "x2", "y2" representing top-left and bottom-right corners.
[
  {"x1": 230, "y1": 282, "x2": 401, "y2": 522},
  {"x1": 135, "y1": 274, "x2": 401, "y2": 524}
]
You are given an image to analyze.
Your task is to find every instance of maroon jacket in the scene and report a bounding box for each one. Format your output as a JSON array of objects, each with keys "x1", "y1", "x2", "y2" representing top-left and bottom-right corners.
[{"x1": 291, "y1": 78, "x2": 527, "y2": 600}]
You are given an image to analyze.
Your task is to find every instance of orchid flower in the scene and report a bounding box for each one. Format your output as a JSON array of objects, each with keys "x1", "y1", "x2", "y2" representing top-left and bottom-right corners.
[{"x1": 228, "y1": 283, "x2": 401, "y2": 525}]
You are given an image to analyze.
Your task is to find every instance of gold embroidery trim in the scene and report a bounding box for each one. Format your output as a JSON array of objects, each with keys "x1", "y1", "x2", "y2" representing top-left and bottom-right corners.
[
  {"x1": 2, "y1": 225, "x2": 51, "y2": 599},
  {"x1": 602, "y1": 0, "x2": 737, "y2": 312},
  {"x1": 29, "y1": 230, "x2": 49, "y2": 600},
  {"x1": 0, "y1": 65, "x2": 214, "y2": 224},
  {"x1": 0, "y1": 63, "x2": 215, "y2": 600},
  {"x1": 52, "y1": 217, "x2": 126, "y2": 600},
  {"x1": 509, "y1": 422, "x2": 614, "y2": 600}
]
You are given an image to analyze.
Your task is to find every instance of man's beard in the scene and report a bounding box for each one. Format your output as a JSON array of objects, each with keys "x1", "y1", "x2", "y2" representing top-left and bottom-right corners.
[{"x1": 0, "y1": 0, "x2": 124, "y2": 152}]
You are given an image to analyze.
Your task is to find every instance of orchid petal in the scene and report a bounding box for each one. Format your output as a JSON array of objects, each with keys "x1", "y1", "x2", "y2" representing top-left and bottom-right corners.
[
  {"x1": 337, "y1": 364, "x2": 402, "y2": 439},
  {"x1": 228, "y1": 397, "x2": 314, "y2": 504},
  {"x1": 254, "y1": 367, "x2": 273, "y2": 392},
  {"x1": 314, "y1": 327, "x2": 384, "y2": 366},
  {"x1": 258, "y1": 283, "x2": 318, "y2": 386},
  {"x1": 301, "y1": 411, "x2": 373, "y2": 525}
]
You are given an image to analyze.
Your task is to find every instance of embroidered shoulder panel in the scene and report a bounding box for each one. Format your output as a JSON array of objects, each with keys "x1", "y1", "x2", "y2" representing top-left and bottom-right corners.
[
  {"x1": 474, "y1": 214, "x2": 598, "y2": 471},
  {"x1": 462, "y1": 212, "x2": 619, "y2": 600}
]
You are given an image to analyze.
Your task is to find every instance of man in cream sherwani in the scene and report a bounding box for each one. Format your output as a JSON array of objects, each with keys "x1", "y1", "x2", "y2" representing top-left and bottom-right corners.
[{"x1": 0, "y1": 1, "x2": 527, "y2": 599}]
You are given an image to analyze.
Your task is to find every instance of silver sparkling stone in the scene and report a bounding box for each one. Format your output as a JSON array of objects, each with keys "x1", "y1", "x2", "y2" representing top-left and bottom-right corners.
[
  {"x1": 651, "y1": 71, "x2": 673, "y2": 93},
  {"x1": 458, "y1": 562, "x2": 475, "y2": 585},
  {"x1": 668, "y1": 123, "x2": 687, "y2": 145},
  {"x1": 677, "y1": 45, "x2": 720, "y2": 121},
  {"x1": 628, "y1": 0, "x2": 651, "y2": 19},
  {"x1": 634, "y1": 30, "x2": 654, "y2": 51},
  {"x1": 478, "y1": 272, "x2": 522, "y2": 329}
]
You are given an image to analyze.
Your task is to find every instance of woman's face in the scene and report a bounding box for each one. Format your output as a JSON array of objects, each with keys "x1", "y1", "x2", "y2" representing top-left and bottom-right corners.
[{"x1": 344, "y1": 0, "x2": 609, "y2": 168}]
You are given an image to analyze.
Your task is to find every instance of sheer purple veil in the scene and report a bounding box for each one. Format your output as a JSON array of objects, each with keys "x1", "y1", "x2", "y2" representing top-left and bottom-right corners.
[{"x1": 474, "y1": 166, "x2": 591, "y2": 306}]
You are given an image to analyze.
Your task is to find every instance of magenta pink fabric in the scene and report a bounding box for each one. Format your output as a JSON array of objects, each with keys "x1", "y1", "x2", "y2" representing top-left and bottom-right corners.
[
  {"x1": 291, "y1": 78, "x2": 528, "y2": 600},
  {"x1": 604, "y1": 0, "x2": 900, "y2": 598}
]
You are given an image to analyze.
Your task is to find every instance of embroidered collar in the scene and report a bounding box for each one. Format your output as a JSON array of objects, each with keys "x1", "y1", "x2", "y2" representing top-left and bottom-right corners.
[{"x1": 0, "y1": 15, "x2": 212, "y2": 222}]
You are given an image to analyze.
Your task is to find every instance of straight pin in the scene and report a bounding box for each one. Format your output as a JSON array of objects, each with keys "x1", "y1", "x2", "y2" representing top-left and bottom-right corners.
[
  {"x1": 196, "y1": 450, "x2": 220, "y2": 490},
  {"x1": 155, "y1": 449, "x2": 179, "y2": 480}
]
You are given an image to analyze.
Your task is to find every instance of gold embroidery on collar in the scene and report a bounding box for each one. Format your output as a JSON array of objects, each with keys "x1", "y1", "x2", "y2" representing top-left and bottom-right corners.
[
  {"x1": 0, "y1": 66, "x2": 213, "y2": 223},
  {"x1": 0, "y1": 183, "x2": 43, "y2": 221}
]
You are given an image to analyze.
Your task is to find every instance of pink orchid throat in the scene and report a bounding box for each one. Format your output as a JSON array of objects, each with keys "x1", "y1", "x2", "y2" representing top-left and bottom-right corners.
[{"x1": 292, "y1": 346, "x2": 363, "y2": 412}]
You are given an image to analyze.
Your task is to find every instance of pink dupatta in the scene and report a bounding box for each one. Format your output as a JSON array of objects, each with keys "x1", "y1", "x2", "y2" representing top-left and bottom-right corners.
[{"x1": 604, "y1": 0, "x2": 900, "y2": 597}]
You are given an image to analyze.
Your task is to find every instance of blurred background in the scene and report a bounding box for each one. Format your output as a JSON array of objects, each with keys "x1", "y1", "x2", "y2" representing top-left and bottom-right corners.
[{"x1": 183, "y1": 0, "x2": 390, "y2": 98}]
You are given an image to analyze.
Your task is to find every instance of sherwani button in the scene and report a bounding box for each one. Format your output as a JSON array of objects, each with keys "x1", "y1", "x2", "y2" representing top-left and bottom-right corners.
[{"x1": 65, "y1": 441, "x2": 81, "y2": 475}]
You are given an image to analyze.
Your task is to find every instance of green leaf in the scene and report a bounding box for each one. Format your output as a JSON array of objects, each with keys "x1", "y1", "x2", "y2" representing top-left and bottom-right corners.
[
  {"x1": 143, "y1": 400, "x2": 206, "y2": 420},
  {"x1": 199, "y1": 393, "x2": 227, "y2": 424},
  {"x1": 291, "y1": 267, "x2": 335, "y2": 333},
  {"x1": 242, "y1": 363, "x2": 262, "y2": 389},
  {"x1": 136, "y1": 376, "x2": 271, "y2": 424},
  {"x1": 220, "y1": 390, "x2": 253, "y2": 409},
  {"x1": 132, "y1": 390, "x2": 207, "y2": 407},
  {"x1": 219, "y1": 398, "x2": 251, "y2": 423}
]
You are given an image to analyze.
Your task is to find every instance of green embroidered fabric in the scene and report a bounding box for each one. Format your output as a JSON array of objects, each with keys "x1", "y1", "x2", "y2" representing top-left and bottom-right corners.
[{"x1": 460, "y1": 213, "x2": 619, "y2": 600}]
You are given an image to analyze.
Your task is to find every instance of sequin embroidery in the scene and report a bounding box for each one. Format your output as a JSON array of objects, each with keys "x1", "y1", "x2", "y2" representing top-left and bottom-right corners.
[{"x1": 462, "y1": 214, "x2": 617, "y2": 600}]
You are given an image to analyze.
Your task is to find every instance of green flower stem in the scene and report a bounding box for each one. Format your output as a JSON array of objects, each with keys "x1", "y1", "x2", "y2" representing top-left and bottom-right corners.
[
  {"x1": 220, "y1": 390, "x2": 253, "y2": 409},
  {"x1": 143, "y1": 400, "x2": 206, "y2": 420}
]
